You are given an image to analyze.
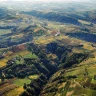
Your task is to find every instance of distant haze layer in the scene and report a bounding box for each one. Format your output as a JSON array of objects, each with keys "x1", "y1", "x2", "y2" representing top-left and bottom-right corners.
[{"x1": 0, "y1": 0, "x2": 92, "y2": 2}]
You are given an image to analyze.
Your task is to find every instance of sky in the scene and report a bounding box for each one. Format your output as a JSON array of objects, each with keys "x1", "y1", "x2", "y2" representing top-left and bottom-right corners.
[
  {"x1": 0, "y1": 0, "x2": 22, "y2": 1},
  {"x1": 0, "y1": 0, "x2": 91, "y2": 2}
]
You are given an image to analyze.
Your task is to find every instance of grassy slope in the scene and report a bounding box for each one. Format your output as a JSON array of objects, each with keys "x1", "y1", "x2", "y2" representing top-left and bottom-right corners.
[
  {"x1": 1, "y1": 32, "x2": 96, "y2": 96},
  {"x1": 0, "y1": 13, "x2": 96, "y2": 96},
  {"x1": 0, "y1": 29, "x2": 12, "y2": 36},
  {"x1": 42, "y1": 63, "x2": 96, "y2": 96},
  {"x1": 0, "y1": 50, "x2": 30, "y2": 68},
  {"x1": 24, "y1": 53, "x2": 38, "y2": 59},
  {"x1": 13, "y1": 78, "x2": 31, "y2": 87},
  {"x1": 2, "y1": 75, "x2": 39, "y2": 96},
  {"x1": 0, "y1": 48, "x2": 38, "y2": 68},
  {"x1": 4, "y1": 87, "x2": 24, "y2": 96},
  {"x1": 40, "y1": 34, "x2": 96, "y2": 96}
]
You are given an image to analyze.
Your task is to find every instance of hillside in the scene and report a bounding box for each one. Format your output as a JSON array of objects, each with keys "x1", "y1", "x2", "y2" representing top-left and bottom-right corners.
[
  {"x1": 0, "y1": 1, "x2": 96, "y2": 96},
  {"x1": 23, "y1": 10, "x2": 80, "y2": 25},
  {"x1": 0, "y1": 34, "x2": 96, "y2": 96}
]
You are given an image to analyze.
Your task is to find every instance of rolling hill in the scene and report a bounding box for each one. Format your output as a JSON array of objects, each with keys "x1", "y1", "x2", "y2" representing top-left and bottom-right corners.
[{"x1": 0, "y1": 1, "x2": 96, "y2": 96}]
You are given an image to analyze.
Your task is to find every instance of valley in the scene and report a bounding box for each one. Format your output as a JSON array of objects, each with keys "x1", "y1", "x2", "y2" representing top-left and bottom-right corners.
[{"x1": 0, "y1": 0, "x2": 96, "y2": 96}]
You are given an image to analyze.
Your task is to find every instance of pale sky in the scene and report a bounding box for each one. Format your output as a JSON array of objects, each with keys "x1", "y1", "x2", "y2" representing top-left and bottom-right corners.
[{"x1": 0, "y1": 0, "x2": 91, "y2": 2}]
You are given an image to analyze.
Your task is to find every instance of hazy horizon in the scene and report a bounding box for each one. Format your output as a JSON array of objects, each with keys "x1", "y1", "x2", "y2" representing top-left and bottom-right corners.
[{"x1": 0, "y1": 0, "x2": 92, "y2": 2}]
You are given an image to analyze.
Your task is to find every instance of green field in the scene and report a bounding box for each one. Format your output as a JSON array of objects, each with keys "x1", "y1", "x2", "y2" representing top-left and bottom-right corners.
[
  {"x1": 4, "y1": 87, "x2": 24, "y2": 96},
  {"x1": 73, "y1": 85, "x2": 96, "y2": 96},
  {"x1": 0, "y1": 29, "x2": 12, "y2": 36},
  {"x1": 24, "y1": 53, "x2": 38, "y2": 59},
  {"x1": 0, "y1": 50, "x2": 30, "y2": 68},
  {"x1": 91, "y1": 78, "x2": 96, "y2": 84},
  {"x1": 13, "y1": 75, "x2": 39, "y2": 86},
  {"x1": 64, "y1": 65, "x2": 96, "y2": 80},
  {"x1": 15, "y1": 59, "x2": 24, "y2": 65},
  {"x1": 13, "y1": 78, "x2": 31, "y2": 86},
  {"x1": 28, "y1": 75, "x2": 39, "y2": 80}
]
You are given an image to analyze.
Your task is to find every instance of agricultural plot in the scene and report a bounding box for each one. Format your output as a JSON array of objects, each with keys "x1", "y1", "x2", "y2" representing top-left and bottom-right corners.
[
  {"x1": 91, "y1": 78, "x2": 96, "y2": 84},
  {"x1": 0, "y1": 29, "x2": 12, "y2": 36},
  {"x1": 1, "y1": 75, "x2": 39, "y2": 96},
  {"x1": 0, "y1": 59, "x2": 8, "y2": 68},
  {"x1": 13, "y1": 78, "x2": 31, "y2": 87},
  {"x1": 24, "y1": 53, "x2": 38, "y2": 59},
  {"x1": 73, "y1": 85, "x2": 96, "y2": 96},
  {"x1": 65, "y1": 64, "x2": 96, "y2": 80},
  {"x1": 78, "y1": 20, "x2": 91, "y2": 25},
  {"x1": 4, "y1": 87, "x2": 24, "y2": 96},
  {"x1": 34, "y1": 35, "x2": 68, "y2": 45},
  {"x1": 0, "y1": 50, "x2": 30, "y2": 68},
  {"x1": 28, "y1": 75, "x2": 39, "y2": 80}
]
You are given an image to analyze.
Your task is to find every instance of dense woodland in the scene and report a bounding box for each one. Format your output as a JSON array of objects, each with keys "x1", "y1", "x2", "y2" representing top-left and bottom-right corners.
[
  {"x1": 20, "y1": 43, "x2": 90, "y2": 96},
  {"x1": 67, "y1": 32, "x2": 96, "y2": 43}
]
